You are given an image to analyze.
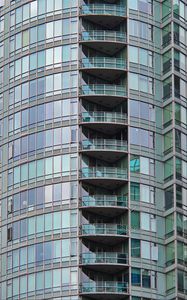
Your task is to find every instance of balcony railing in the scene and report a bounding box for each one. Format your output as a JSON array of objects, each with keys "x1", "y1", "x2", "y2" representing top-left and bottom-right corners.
[
  {"x1": 80, "y1": 84, "x2": 127, "y2": 97},
  {"x1": 80, "y1": 223, "x2": 128, "y2": 236},
  {"x1": 81, "y1": 139, "x2": 128, "y2": 152},
  {"x1": 80, "y1": 57, "x2": 127, "y2": 70},
  {"x1": 80, "y1": 195, "x2": 128, "y2": 208},
  {"x1": 81, "y1": 252, "x2": 128, "y2": 265},
  {"x1": 80, "y1": 112, "x2": 127, "y2": 124},
  {"x1": 80, "y1": 167, "x2": 128, "y2": 180},
  {"x1": 80, "y1": 281, "x2": 128, "y2": 294},
  {"x1": 81, "y1": 30, "x2": 127, "y2": 43},
  {"x1": 80, "y1": 4, "x2": 126, "y2": 17}
]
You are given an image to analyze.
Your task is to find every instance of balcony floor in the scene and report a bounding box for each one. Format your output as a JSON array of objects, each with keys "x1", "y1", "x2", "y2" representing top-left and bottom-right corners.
[
  {"x1": 80, "y1": 123, "x2": 127, "y2": 135},
  {"x1": 81, "y1": 292, "x2": 129, "y2": 300},
  {"x1": 80, "y1": 206, "x2": 128, "y2": 218},
  {"x1": 80, "y1": 234, "x2": 128, "y2": 246},
  {"x1": 80, "y1": 178, "x2": 127, "y2": 189},
  {"x1": 80, "y1": 41, "x2": 126, "y2": 56},
  {"x1": 80, "y1": 149, "x2": 127, "y2": 163},
  {"x1": 80, "y1": 68, "x2": 126, "y2": 81},
  {"x1": 81, "y1": 263, "x2": 128, "y2": 274},
  {"x1": 80, "y1": 15, "x2": 126, "y2": 29}
]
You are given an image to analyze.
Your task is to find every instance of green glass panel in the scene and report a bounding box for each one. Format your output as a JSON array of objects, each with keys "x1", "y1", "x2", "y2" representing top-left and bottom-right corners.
[
  {"x1": 131, "y1": 239, "x2": 140, "y2": 257},
  {"x1": 165, "y1": 214, "x2": 174, "y2": 237},
  {"x1": 164, "y1": 158, "x2": 173, "y2": 180},
  {"x1": 164, "y1": 131, "x2": 173, "y2": 153},
  {"x1": 130, "y1": 182, "x2": 140, "y2": 201},
  {"x1": 166, "y1": 242, "x2": 175, "y2": 266},
  {"x1": 130, "y1": 156, "x2": 140, "y2": 173},
  {"x1": 131, "y1": 211, "x2": 140, "y2": 229}
]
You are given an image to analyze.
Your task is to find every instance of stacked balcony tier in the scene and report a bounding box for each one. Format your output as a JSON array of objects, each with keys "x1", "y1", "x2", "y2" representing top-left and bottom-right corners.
[
  {"x1": 80, "y1": 167, "x2": 128, "y2": 188},
  {"x1": 80, "y1": 223, "x2": 128, "y2": 245},
  {"x1": 80, "y1": 84, "x2": 127, "y2": 107},
  {"x1": 80, "y1": 195, "x2": 128, "y2": 217},
  {"x1": 80, "y1": 281, "x2": 129, "y2": 299},
  {"x1": 79, "y1": 2, "x2": 129, "y2": 298},
  {"x1": 80, "y1": 112, "x2": 127, "y2": 135},
  {"x1": 80, "y1": 252, "x2": 128, "y2": 272},
  {"x1": 80, "y1": 30, "x2": 127, "y2": 54},
  {"x1": 80, "y1": 57, "x2": 127, "y2": 80}
]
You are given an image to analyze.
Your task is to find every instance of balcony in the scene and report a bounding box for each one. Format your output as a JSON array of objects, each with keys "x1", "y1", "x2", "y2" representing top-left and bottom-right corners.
[
  {"x1": 80, "y1": 4, "x2": 126, "y2": 17},
  {"x1": 80, "y1": 281, "x2": 129, "y2": 299},
  {"x1": 80, "y1": 223, "x2": 128, "y2": 245},
  {"x1": 80, "y1": 4, "x2": 126, "y2": 28},
  {"x1": 80, "y1": 252, "x2": 128, "y2": 273},
  {"x1": 80, "y1": 57, "x2": 127, "y2": 80},
  {"x1": 80, "y1": 195, "x2": 128, "y2": 217},
  {"x1": 80, "y1": 139, "x2": 127, "y2": 162},
  {"x1": 80, "y1": 112, "x2": 127, "y2": 134},
  {"x1": 80, "y1": 84, "x2": 127, "y2": 107},
  {"x1": 80, "y1": 30, "x2": 127, "y2": 55},
  {"x1": 80, "y1": 167, "x2": 128, "y2": 188}
]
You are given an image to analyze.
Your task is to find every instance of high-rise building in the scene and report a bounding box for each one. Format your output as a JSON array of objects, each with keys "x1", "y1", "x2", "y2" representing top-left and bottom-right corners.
[{"x1": 0, "y1": 0, "x2": 186, "y2": 299}]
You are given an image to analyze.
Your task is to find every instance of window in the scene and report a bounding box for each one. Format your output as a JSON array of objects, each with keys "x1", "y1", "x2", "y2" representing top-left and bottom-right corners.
[
  {"x1": 10, "y1": 45, "x2": 78, "y2": 80},
  {"x1": 141, "y1": 241, "x2": 152, "y2": 260},
  {"x1": 30, "y1": 1, "x2": 37, "y2": 18},
  {"x1": 131, "y1": 182, "x2": 140, "y2": 201},
  {"x1": 132, "y1": 268, "x2": 156, "y2": 288},
  {"x1": 140, "y1": 184, "x2": 155, "y2": 204},
  {"x1": 129, "y1": 20, "x2": 153, "y2": 40},
  {"x1": 129, "y1": 73, "x2": 153, "y2": 94},
  {"x1": 130, "y1": 128, "x2": 154, "y2": 148},
  {"x1": 162, "y1": 23, "x2": 171, "y2": 47},
  {"x1": 164, "y1": 158, "x2": 173, "y2": 181},
  {"x1": 165, "y1": 186, "x2": 174, "y2": 210},
  {"x1": 177, "y1": 241, "x2": 187, "y2": 266},
  {"x1": 165, "y1": 214, "x2": 174, "y2": 238},
  {"x1": 141, "y1": 212, "x2": 156, "y2": 232},
  {"x1": 166, "y1": 270, "x2": 175, "y2": 292},
  {"x1": 129, "y1": 0, "x2": 153, "y2": 14},
  {"x1": 132, "y1": 268, "x2": 141, "y2": 286},
  {"x1": 166, "y1": 242, "x2": 175, "y2": 266},
  {"x1": 130, "y1": 156, "x2": 155, "y2": 176},
  {"x1": 130, "y1": 100, "x2": 155, "y2": 121},
  {"x1": 131, "y1": 239, "x2": 140, "y2": 257},
  {"x1": 131, "y1": 211, "x2": 140, "y2": 229},
  {"x1": 130, "y1": 155, "x2": 140, "y2": 172}
]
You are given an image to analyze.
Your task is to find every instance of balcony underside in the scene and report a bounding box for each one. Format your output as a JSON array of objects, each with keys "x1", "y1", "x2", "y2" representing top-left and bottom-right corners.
[
  {"x1": 80, "y1": 95, "x2": 127, "y2": 108},
  {"x1": 81, "y1": 263, "x2": 128, "y2": 273},
  {"x1": 80, "y1": 149, "x2": 127, "y2": 163},
  {"x1": 80, "y1": 68, "x2": 126, "y2": 81},
  {"x1": 80, "y1": 234, "x2": 128, "y2": 245},
  {"x1": 104, "y1": 0, "x2": 119, "y2": 2},
  {"x1": 80, "y1": 41, "x2": 126, "y2": 55},
  {"x1": 80, "y1": 178, "x2": 127, "y2": 189},
  {"x1": 80, "y1": 205, "x2": 128, "y2": 218},
  {"x1": 80, "y1": 15, "x2": 126, "y2": 28},
  {"x1": 80, "y1": 292, "x2": 129, "y2": 300},
  {"x1": 80, "y1": 123, "x2": 127, "y2": 135}
]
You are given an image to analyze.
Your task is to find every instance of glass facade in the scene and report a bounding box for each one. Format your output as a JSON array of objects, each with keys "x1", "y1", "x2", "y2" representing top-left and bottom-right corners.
[{"x1": 0, "y1": 0, "x2": 186, "y2": 300}]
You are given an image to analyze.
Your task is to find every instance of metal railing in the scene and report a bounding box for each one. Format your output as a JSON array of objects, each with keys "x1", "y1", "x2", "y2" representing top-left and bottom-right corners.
[
  {"x1": 80, "y1": 281, "x2": 128, "y2": 294},
  {"x1": 81, "y1": 30, "x2": 127, "y2": 43},
  {"x1": 80, "y1": 4, "x2": 126, "y2": 16},
  {"x1": 80, "y1": 223, "x2": 128, "y2": 236},
  {"x1": 80, "y1": 167, "x2": 128, "y2": 180},
  {"x1": 80, "y1": 195, "x2": 128, "y2": 207},
  {"x1": 81, "y1": 139, "x2": 128, "y2": 151},
  {"x1": 80, "y1": 252, "x2": 128, "y2": 265},
  {"x1": 81, "y1": 57, "x2": 127, "y2": 69},
  {"x1": 80, "y1": 111, "x2": 127, "y2": 124},
  {"x1": 80, "y1": 84, "x2": 127, "y2": 97}
]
